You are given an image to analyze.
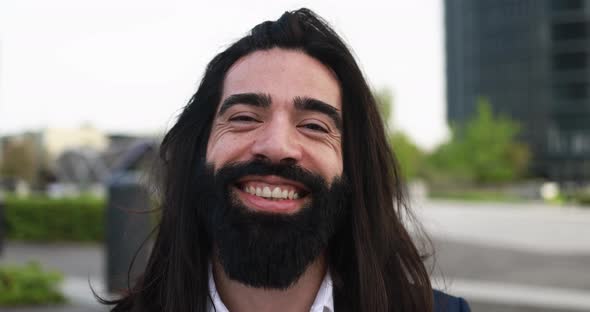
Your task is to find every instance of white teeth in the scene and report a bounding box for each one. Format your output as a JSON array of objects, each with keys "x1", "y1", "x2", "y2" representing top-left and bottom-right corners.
[
  {"x1": 262, "y1": 186, "x2": 272, "y2": 198},
  {"x1": 271, "y1": 187, "x2": 282, "y2": 199},
  {"x1": 243, "y1": 184, "x2": 301, "y2": 200}
]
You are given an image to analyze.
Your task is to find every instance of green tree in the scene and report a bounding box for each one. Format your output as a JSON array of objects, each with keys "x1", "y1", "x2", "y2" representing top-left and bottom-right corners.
[
  {"x1": 389, "y1": 132, "x2": 424, "y2": 180},
  {"x1": 427, "y1": 98, "x2": 530, "y2": 184},
  {"x1": 374, "y1": 88, "x2": 424, "y2": 180},
  {"x1": 375, "y1": 87, "x2": 393, "y2": 126}
]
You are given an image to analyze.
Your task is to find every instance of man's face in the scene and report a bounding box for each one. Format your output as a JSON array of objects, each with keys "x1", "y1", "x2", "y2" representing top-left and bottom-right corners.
[
  {"x1": 206, "y1": 48, "x2": 343, "y2": 215},
  {"x1": 201, "y1": 48, "x2": 348, "y2": 289}
]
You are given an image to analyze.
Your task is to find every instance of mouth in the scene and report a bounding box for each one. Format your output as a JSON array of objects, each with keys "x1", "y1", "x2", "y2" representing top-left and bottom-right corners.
[{"x1": 233, "y1": 175, "x2": 311, "y2": 214}]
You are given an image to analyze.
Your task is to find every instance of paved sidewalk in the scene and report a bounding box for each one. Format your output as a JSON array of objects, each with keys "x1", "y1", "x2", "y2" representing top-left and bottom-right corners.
[
  {"x1": 419, "y1": 200, "x2": 590, "y2": 311},
  {"x1": 0, "y1": 242, "x2": 104, "y2": 278},
  {"x1": 416, "y1": 199, "x2": 590, "y2": 254},
  {"x1": 2, "y1": 305, "x2": 106, "y2": 312},
  {"x1": 1, "y1": 200, "x2": 589, "y2": 311},
  {"x1": 431, "y1": 239, "x2": 590, "y2": 291}
]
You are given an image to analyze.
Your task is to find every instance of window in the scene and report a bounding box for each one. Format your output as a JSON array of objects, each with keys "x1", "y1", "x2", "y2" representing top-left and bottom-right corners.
[
  {"x1": 551, "y1": 0, "x2": 584, "y2": 11},
  {"x1": 553, "y1": 52, "x2": 587, "y2": 70},
  {"x1": 547, "y1": 127, "x2": 565, "y2": 154},
  {"x1": 552, "y1": 22, "x2": 588, "y2": 40},
  {"x1": 554, "y1": 82, "x2": 588, "y2": 100},
  {"x1": 571, "y1": 131, "x2": 590, "y2": 154}
]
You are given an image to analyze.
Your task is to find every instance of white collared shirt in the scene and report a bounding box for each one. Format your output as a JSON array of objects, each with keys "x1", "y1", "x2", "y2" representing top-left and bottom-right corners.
[{"x1": 208, "y1": 266, "x2": 334, "y2": 312}]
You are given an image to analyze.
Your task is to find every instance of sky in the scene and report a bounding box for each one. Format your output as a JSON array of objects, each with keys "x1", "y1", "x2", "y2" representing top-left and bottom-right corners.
[{"x1": 0, "y1": 0, "x2": 448, "y2": 149}]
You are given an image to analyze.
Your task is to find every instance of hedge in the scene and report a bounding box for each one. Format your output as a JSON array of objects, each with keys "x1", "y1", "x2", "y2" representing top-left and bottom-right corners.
[
  {"x1": 4, "y1": 195, "x2": 105, "y2": 242},
  {"x1": 0, "y1": 262, "x2": 66, "y2": 306},
  {"x1": 572, "y1": 192, "x2": 590, "y2": 206}
]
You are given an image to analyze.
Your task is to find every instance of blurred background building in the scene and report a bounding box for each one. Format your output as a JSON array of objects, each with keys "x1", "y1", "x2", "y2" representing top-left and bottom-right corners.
[
  {"x1": 445, "y1": 0, "x2": 590, "y2": 182},
  {"x1": 0, "y1": 126, "x2": 154, "y2": 196}
]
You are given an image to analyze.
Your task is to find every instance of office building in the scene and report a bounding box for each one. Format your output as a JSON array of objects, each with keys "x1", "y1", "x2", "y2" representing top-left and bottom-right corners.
[{"x1": 445, "y1": 0, "x2": 590, "y2": 181}]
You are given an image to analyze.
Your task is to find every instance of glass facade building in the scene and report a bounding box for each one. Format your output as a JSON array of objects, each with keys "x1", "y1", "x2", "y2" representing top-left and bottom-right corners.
[{"x1": 445, "y1": 0, "x2": 590, "y2": 181}]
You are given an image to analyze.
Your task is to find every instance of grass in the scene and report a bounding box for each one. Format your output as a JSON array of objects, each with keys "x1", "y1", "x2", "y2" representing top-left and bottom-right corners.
[{"x1": 0, "y1": 262, "x2": 66, "y2": 306}]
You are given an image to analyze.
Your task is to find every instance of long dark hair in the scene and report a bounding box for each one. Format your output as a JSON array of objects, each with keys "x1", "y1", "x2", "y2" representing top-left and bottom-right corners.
[{"x1": 105, "y1": 8, "x2": 433, "y2": 312}]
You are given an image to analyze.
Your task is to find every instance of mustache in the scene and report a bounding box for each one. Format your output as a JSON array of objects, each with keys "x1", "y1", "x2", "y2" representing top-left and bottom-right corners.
[
  {"x1": 202, "y1": 158, "x2": 350, "y2": 289},
  {"x1": 213, "y1": 159, "x2": 330, "y2": 194}
]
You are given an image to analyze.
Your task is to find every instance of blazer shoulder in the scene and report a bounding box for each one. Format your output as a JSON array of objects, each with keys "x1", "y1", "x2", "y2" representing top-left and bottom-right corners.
[{"x1": 432, "y1": 289, "x2": 471, "y2": 312}]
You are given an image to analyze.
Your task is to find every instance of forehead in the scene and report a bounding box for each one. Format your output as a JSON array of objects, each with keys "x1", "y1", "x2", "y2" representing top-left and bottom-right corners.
[{"x1": 221, "y1": 48, "x2": 342, "y2": 110}]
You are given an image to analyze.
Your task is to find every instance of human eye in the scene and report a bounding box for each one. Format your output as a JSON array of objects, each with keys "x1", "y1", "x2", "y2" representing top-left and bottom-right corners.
[
  {"x1": 229, "y1": 114, "x2": 259, "y2": 123},
  {"x1": 299, "y1": 121, "x2": 329, "y2": 133}
]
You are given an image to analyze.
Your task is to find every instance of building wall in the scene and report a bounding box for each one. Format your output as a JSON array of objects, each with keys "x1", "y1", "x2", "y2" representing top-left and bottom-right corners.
[
  {"x1": 445, "y1": 0, "x2": 590, "y2": 181},
  {"x1": 42, "y1": 126, "x2": 109, "y2": 166}
]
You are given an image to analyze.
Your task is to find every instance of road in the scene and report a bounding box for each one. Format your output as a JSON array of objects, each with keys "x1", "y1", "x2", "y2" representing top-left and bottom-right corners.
[
  {"x1": 418, "y1": 200, "x2": 590, "y2": 311},
  {"x1": 1, "y1": 199, "x2": 589, "y2": 311}
]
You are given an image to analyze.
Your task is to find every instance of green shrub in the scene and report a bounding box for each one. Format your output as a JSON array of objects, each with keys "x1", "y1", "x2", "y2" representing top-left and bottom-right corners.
[
  {"x1": 4, "y1": 195, "x2": 105, "y2": 241},
  {"x1": 0, "y1": 262, "x2": 66, "y2": 306},
  {"x1": 571, "y1": 192, "x2": 590, "y2": 206}
]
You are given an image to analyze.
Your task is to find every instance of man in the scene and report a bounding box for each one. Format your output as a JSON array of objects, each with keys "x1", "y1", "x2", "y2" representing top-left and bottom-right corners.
[{"x1": 107, "y1": 8, "x2": 470, "y2": 312}]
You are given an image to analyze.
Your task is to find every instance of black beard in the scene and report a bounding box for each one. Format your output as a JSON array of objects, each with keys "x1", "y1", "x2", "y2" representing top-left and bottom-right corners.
[{"x1": 198, "y1": 159, "x2": 349, "y2": 289}]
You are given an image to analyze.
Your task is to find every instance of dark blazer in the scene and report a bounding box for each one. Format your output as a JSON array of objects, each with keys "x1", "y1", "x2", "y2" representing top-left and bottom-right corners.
[{"x1": 433, "y1": 290, "x2": 471, "y2": 312}]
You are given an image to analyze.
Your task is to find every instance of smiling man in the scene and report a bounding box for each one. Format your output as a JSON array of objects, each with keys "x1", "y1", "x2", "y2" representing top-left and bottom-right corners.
[{"x1": 107, "y1": 8, "x2": 470, "y2": 312}]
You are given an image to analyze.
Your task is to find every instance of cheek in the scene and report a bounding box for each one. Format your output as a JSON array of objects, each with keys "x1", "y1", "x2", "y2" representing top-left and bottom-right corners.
[
  {"x1": 305, "y1": 144, "x2": 343, "y2": 180},
  {"x1": 206, "y1": 133, "x2": 253, "y2": 167},
  {"x1": 329, "y1": 155, "x2": 344, "y2": 178},
  {"x1": 326, "y1": 144, "x2": 344, "y2": 176}
]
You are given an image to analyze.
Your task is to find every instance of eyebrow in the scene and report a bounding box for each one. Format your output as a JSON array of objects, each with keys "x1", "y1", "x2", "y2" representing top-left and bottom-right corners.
[
  {"x1": 218, "y1": 93, "x2": 342, "y2": 131},
  {"x1": 218, "y1": 93, "x2": 271, "y2": 115},
  {"x1": 294, "y1": 96, "x2": 342, "y2": 131}
]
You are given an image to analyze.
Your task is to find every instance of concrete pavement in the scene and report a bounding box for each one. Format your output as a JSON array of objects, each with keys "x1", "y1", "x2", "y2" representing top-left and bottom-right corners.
[
  {"x1": 418, "y1": 200, "x2": 590, "y2": 311},
  {"x1": 1, "y1": 199, "x2": 589, "y2": 311},
  {"x1": 416, "y1": 199, "x2": 590, "y2": 254}
]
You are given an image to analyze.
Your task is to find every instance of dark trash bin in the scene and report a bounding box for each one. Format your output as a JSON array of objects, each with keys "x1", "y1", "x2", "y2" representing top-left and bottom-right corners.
[
  {"x1": 0, "y1": 190, "x2": 5, "y2": 256},
  {"x1": 105, "y1": 172, "x2": 152, "y2": 293}
]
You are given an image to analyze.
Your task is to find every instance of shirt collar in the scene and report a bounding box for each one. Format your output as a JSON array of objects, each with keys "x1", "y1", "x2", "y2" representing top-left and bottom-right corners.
[{"x1": 208, "y1": 265, "x2": 334, "y2": 312}]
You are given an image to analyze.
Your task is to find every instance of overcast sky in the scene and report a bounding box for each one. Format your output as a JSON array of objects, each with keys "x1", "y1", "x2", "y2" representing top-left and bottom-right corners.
[{"x1": 0, "y1": 0, "x2": 447, "y2": 149}]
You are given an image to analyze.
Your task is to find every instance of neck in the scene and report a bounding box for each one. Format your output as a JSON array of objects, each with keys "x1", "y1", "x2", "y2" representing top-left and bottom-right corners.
[{"x1": 212, "y1": 253, "x2": 327, "y2": 312}]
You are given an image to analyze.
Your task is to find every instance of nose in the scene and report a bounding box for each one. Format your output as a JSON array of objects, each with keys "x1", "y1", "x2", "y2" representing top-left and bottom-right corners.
[{"x1": 250, "y1": 117, "x2": 302, "y2": 165}]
